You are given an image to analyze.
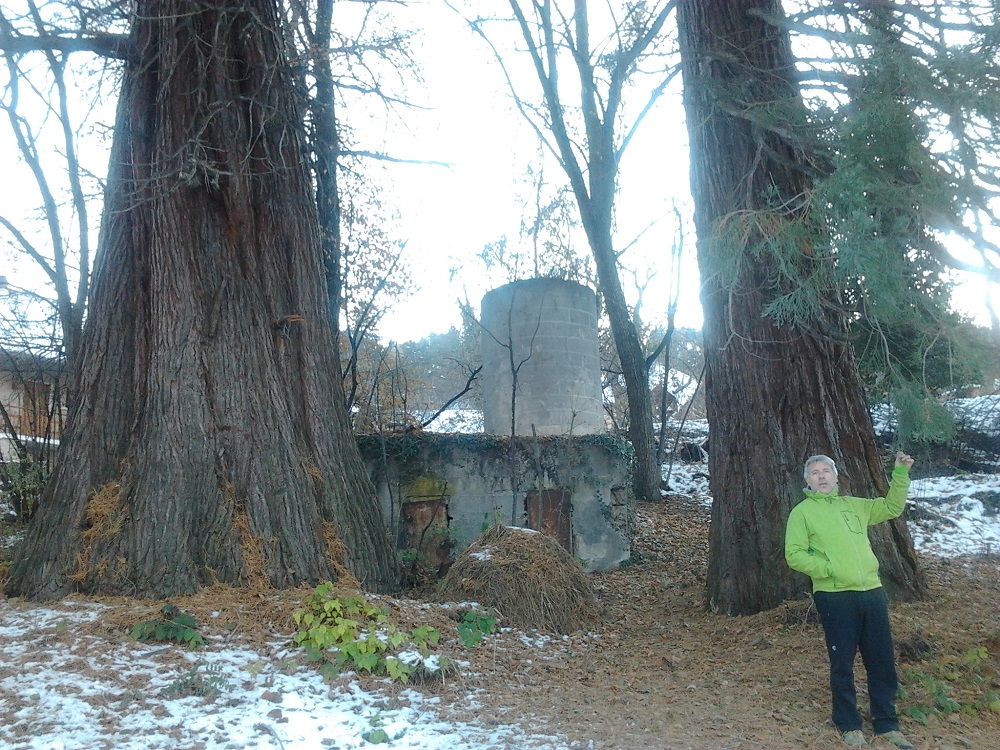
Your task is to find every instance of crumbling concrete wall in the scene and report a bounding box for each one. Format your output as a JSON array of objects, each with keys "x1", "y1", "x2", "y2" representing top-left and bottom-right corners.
[{"x1": 357, "y1": 434, "x2": 633, "y2": 572}]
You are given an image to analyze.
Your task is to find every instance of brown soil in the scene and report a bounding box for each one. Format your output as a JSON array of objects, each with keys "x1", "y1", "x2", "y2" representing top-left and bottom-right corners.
[
  {"x1": 2, "y1": 497, "x2": 999, "y2": 750},
  {"x1": 423, "y1": 497, "x2": 1000, "y2": 750},
  {"x1": 416, "y1": 498, "x2": 1000, "y2": 750}
]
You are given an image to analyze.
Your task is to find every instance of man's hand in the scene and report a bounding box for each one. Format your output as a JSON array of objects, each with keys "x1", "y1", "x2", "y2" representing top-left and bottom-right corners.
[{"x1": 895, "y1": 451, "x2": 914, "y2": 468}]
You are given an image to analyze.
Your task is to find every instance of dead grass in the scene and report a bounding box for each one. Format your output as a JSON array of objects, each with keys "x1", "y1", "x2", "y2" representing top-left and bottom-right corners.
[
  {"x1": 437, "y1": 523, "x2": 601, "y2": 634},
  {"x1": 69, "y1": 480, "x2": 124, "y2": 583},
  {"x1": 450, "y1": 498, "x2": 1000, "y2": 750},
  {"x1": 233, "y1": 509, "x2": 269, "y2": 590},
  {"x1": 419, "y1": 497, "x2": 1000, "y2": 749},
  {"x1": 320, "y1": 520, "x2": 358, "y2": 587}
]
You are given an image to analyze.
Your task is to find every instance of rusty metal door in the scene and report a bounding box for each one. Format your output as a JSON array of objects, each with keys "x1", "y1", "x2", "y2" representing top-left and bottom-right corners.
[
  {"x1": 525, "y1": 489, "x2": 572, "y2": 551},
  {"x1": 399, "y1": 498, "x2": 451, "y2": 574}
]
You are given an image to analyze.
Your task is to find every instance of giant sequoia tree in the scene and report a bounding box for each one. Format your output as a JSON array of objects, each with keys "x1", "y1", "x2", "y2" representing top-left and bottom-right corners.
[
  {"x1": 676, "y1": 0, "x2": 926, "y2": 614},
  {"x1": 5, "y1": 0, "x2": 397, "y2": 599}
]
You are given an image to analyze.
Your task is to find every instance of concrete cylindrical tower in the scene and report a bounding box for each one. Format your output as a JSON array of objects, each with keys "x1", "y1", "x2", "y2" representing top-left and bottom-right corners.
[{"x1": 480, "y1": 278, "x2": 604, "y2": 436}]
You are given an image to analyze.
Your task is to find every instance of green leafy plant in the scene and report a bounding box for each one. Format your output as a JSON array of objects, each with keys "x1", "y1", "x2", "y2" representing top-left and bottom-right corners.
[
  {"x1": 0, "y1": 454, "x2": 50, "y2": 520},
  {"x1": 480, "y1": 509, "x2": 505, "y2": 534},
  {"x1": 161, "y1": 661, "x2": 230, "y2": 698},
  {"x1": 397, "y1": 547, "x2": 419, "y2": 566},
  {"x1": 457, "y1": 609, "x2": 497, "y2": 647},
  {"x1": 900, "y1": 646, "x2": 1000, "y2": 723},
  {"x1": 361, "y1": 726, "x2": 391, "y2": 744},
  {"x1": 131, "y1": 603, "x2": 205, "y2": 647},
  {"x1": 292, "y1": 583, "x2": 450, "y2": 683},
  {"x1": 361, "y1": 712, "x2": 398, "y2": 744},
  {"x1": 244, "y1": 660, "x2": 266, "y2": 683}
]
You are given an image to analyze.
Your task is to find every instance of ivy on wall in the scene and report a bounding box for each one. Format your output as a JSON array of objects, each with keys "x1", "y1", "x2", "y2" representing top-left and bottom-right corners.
[{"x1": 356, "y1": 433, "x2": 633, "y2": 489}]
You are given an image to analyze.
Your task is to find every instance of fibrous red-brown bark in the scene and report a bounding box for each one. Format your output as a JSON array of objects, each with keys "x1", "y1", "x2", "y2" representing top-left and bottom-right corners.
[
  {"x1": 676, "y1": 0, "x2": 925, "y2": 614},
  {"x1": 6, "y1": 0, "x2": 397, "y2": 600}
]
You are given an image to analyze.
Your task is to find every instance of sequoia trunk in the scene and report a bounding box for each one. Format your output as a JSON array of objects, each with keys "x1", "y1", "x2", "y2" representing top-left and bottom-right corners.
[
  {"x1": 6, "y1": 0, "x2": 397, "y2": 599},
  {"x1": 676, "y1": 0, "x2": 925, "y2": 614}
]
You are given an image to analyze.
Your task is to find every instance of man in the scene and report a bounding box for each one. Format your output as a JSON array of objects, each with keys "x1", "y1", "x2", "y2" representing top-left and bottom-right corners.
[{"x1": 785, "y1": 451, "x2": 915, "y2": 750}]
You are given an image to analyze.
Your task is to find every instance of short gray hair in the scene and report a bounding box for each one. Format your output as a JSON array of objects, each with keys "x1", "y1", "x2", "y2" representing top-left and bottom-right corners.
[{"x1": 804, "y1": 454, "x2": 838, "y2": 480}]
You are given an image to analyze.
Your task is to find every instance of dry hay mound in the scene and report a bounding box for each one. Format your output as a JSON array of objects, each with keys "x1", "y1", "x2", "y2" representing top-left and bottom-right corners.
[{"x1": 437, "y1": 524, "x2": 601, "y2": 634}]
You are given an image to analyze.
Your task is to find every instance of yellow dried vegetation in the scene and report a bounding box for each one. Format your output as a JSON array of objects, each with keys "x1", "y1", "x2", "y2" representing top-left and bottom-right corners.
[
  {"x1": 233, "y1": 509, "x2": 269, "y2": 591},
  {"x1": 320, "y1": 520, "x2": 359, "y2": 589},
  {"x1": 302, "y1": 459, "x2": 324, "y2": 482},
  {"x1": 438, "y1": 524, "x2": 602, "y2": 634},
  {"x1": 70, "y1": 481, "x2": 126, "y2": 583}
]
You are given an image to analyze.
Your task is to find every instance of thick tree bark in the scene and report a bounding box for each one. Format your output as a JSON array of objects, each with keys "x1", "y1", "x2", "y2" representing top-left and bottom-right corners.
[
  {"x1": 6, "y1": 0, "x2": 398, "y2": 600},
  {"x1": 676, "y1": 0, "x2": 926, "y2": 614}
]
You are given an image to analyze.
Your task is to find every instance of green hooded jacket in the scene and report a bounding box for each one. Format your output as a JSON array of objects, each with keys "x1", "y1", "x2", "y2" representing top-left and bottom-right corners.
[{"x1": 784, "y1": 465, "x2": 910, "y2": 593}]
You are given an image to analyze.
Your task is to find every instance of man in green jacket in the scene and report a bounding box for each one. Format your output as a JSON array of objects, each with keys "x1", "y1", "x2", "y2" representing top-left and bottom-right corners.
[{"x1": 785, "y1": 452, "x2": 915, "y2": 750}]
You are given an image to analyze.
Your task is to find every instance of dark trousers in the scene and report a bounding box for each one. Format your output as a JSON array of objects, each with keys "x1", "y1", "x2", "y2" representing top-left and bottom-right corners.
[{"x1": 813, "y1": 588, "x2": 900, "y2": 735}]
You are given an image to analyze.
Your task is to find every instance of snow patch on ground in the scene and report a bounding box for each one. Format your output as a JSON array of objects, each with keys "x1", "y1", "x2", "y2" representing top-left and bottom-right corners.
[
  {"x1": 908, "y1": 474, "x2": 1000, "y2": 557},
  {"x1": 0, "y1": 600, "x2": 574, "y2": 750},
  {"x1": 4, "y1": 398, "x2": 1000, "y2": 749}
]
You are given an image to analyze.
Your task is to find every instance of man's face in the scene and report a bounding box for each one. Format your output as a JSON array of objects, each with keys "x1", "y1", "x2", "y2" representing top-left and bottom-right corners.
[{"x1": 806, "y1": 460, "x2": 837, "y2": 493}]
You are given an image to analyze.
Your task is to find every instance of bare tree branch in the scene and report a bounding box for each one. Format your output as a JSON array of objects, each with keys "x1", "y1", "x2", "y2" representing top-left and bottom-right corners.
[
  {"x1": 0, "y1": 31, "x2": 132, "y2": 61},
  {"x1": 419, "y1": 364, "x2": 483, "y2": 428}
]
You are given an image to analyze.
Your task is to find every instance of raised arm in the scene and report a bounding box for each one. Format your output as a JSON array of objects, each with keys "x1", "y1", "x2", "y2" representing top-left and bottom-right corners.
[{"x1": 868, "y1": 452, "x2": 913, "y2": 525}]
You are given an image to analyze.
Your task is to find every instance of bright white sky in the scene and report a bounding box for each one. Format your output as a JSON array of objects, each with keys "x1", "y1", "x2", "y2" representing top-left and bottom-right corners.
[
  {"x1": 369, "y1": 0, "x2": 701, "y2": 343},
  {"x1": 358, "y1": 1, "x2": 1000, "y2": 343}
]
